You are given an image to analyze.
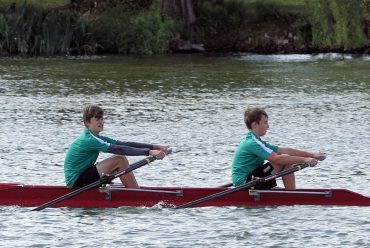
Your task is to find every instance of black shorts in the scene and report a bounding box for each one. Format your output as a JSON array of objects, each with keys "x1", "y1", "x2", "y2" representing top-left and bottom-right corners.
[
  {"x1": 247, "y1": 162, "x2": 277, "y2": 189},
  {"x1": 73, "y1": 165, "x2": 100, "y2": 188}
]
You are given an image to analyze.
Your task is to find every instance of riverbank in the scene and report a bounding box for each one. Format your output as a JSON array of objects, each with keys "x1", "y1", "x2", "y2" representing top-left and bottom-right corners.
[{"x1": 0, "y1": 0, "x2": 369, "y2": 56}]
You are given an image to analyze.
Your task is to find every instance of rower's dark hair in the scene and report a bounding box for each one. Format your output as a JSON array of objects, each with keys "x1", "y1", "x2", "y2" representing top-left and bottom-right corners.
[
  {"x1": 83, "y1": 104, "x2": 104, "y2": 127},
  {"x1": 244, "y1": 107, "x2": 268, "y2": 129}
]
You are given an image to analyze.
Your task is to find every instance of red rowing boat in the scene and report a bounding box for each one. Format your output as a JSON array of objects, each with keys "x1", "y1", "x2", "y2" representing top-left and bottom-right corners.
[{"x1": 1, "y1": 183, "x2": 370, "y2": 208}]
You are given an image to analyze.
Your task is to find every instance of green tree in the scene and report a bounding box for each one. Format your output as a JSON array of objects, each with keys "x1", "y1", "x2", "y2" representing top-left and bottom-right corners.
[{"x1": 309, "y1": 0, "x2": 367, "y2": 51}]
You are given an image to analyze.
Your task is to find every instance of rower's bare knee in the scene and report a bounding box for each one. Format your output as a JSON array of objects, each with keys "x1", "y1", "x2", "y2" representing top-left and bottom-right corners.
[
  {"x1": 272, "y1": 163, "x2": 293, "y2": 174},
  {"x1": 114, "y1": 155, "x2": 129, "y2": 169},
  {"x1": 97, "y1": 155, "x2": 129, "y2": 176},
  {"x1": 271, "y1": 164, "x2": 283, "y2": 174}
]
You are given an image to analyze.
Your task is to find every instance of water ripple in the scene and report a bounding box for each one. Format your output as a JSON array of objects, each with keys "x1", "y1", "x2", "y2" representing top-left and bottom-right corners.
[{"x1": 0, "y1": 55, "x2": 369, "y2": 247}]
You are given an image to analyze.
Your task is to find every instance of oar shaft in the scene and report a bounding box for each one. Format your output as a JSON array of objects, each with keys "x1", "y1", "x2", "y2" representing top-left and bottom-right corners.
[
  {"x1": 32, "y1": 179, "x2": 105, "y2": 211},
  {"x1": 32, "y1": 155, "x2": 157, "y2": 211},
  {"x1": 175, "y1": 163, "x2": 310, "y2": 209},
  {"x1": 175, "y1": 179, "x2": 258, "y2": 209},
  {"x1": 113, "y1": 156, "x2": 156, "y2": 179}
]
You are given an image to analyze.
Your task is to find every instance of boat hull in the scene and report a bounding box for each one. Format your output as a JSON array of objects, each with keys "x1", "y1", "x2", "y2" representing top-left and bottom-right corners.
[{"x1": 1, "y1": 183, "x2": 370, "y2": 208}]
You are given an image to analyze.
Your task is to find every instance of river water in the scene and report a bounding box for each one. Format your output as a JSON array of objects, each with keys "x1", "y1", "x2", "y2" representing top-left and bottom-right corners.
[{"x1": 0, "y1": 54, "x2": 369, "y2": 247}]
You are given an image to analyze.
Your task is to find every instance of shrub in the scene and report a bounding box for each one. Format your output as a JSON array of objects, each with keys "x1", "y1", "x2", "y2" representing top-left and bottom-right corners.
[
  {"x1": 309, "y1": 0, "x2": 368, "y2": 51},
  {"x1": 0, "y1": 4, "x2": 95, "y2": 55},
  {"x1": 91, "y1": 6, "x2": 175, "y2": 54}
]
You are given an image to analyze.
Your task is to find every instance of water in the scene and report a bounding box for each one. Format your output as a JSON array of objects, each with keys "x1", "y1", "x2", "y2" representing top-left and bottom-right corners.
[{"x1": 0, "y1": 54, "x2": 369, "y2": 247}]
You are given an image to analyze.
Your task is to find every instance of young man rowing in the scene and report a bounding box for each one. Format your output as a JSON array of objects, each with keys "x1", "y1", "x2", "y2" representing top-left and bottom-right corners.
[
  {"x1": 231, "y1": 107, "x2": 326, "y2": 190},
  {"x1": 64, "y1": 104, "x2": 168, "y2": 188}
]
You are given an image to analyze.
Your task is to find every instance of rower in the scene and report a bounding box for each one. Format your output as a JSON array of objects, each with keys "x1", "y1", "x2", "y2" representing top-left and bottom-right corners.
[
  {"x1": 231, "y1": 106, "x2": 326, "y2": 190},
  {"x1": 64, "y1": 104, "x2": 169, "y2": 188}
]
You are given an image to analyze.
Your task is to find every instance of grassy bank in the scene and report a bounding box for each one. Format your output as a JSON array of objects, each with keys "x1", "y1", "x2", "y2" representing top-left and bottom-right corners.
[
  {"x1": 0, "y1": 0, "x2": 369, "y2": 56},
  {"x1": 0, "y1": 1, "x2": 176, "y2": 55},
  {"x1": 0, "y1": 0, "x2": 68, "y2": 8},
  {"x1": 194, "y1": 0, "x2": 369, "y2": 53}
]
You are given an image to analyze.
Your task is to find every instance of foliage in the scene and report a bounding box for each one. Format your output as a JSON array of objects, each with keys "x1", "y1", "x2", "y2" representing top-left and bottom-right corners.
[
  {"x1": 0, "y1": 0, "x2": 68, "y2": 9},
  {"x1": 91, "y1": 6, "x2": 175, "y2": 55},
  {"x1": 0, "y1": 1, "x2": 175, "y2": 56},
  {"x1": 0, "y1": 4, "x2": 95, "y2": 55},
  {"x1": 194, "y1": 0, "x2": 306, "y2": 51},
  {"x1": 251, "y1": 1, "x2": 303, "y2": 24},
  {"x1": 195, "y1": 0, "x2": 250, "y2": 51},
  {"x1": 309, "y1": 0, "x2": 368, "y2": 50},
  {"x1": 0, "y1": 0, "x2": 369, "y2": 55}
]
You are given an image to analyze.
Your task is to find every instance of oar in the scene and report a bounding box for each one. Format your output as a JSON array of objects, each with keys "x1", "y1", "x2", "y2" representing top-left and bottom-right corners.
[
  {"x1": 32, "y1": 155, "x2": 161, "y2": 211},
  {"x1": 175, "y1": 162, "x2": 311, "y2": 209}
]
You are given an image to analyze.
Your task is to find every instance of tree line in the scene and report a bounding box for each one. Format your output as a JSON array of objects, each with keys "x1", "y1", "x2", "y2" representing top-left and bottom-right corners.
[{"x1": 0, "y1": 0, "x2": 368, "y2": 56}]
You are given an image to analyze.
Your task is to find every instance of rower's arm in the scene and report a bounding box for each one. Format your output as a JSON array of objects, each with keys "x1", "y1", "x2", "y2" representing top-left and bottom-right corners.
[
  {"x1": 116, "y1": 140, "x2": 154, "y2": 149},
  {"x1": 277, "y1": 147, "x2": 314, "y2": 157},
  {"x1": 277, "y1": 148, "x2": 326, "y2": 161},
  {"x1": 267, "y1": 152, "x2": 316, "y2": 167},
  {"x1": 107, "y1": 144, "x2": 150, "y2": 156},
  {"x1": 116, "y1": 141, "x2": 170, "y2": 154}
]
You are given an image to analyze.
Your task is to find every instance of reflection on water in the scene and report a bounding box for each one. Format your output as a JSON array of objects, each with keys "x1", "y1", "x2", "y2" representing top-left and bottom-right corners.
[
  {"x1": 238, "y1": 53, "x2": 366, "y2": 62},
  {"x1": 1, "y1": 54, "x2": 369, "y2": 96},
  {"x1": 0, "y1": 54, "x2": 369, "y2": 247}
]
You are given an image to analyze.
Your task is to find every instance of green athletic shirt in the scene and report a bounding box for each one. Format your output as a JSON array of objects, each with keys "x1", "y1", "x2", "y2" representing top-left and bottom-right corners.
[
  {"x1": 231, "y1": 131, "x2": 278, "y2": 187},
  {"x1": 64, "y1": 128, "x2": 117, "y2": 187}
]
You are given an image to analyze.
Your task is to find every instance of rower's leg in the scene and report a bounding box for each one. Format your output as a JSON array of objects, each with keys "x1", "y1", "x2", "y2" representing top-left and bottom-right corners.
[
  {"x1": 272, "y1": 164, "x2": 296, "y2": 190},
  {"x1": 282, "y1": 168, "x2": 296, "y2": 190},
  {"x1": 96, "y1": 155, "x2": 139, "y2": 188}
]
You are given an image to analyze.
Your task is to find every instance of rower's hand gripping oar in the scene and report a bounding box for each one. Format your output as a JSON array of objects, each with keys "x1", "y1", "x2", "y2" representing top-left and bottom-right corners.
[
  {"x1": 32, "y1": 148, "x2": 172, "y2": 211},
  {"x1": 175, "y1": 162, "x2": 312, "y2": 209}
]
